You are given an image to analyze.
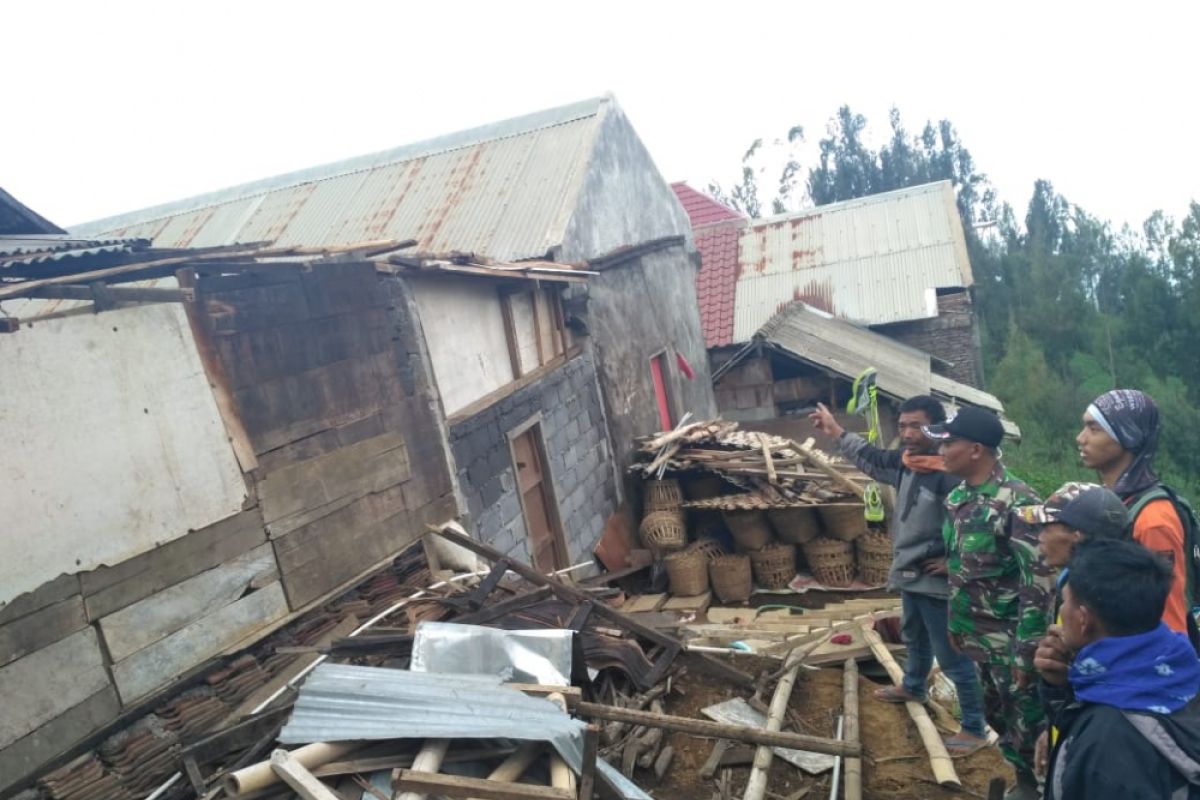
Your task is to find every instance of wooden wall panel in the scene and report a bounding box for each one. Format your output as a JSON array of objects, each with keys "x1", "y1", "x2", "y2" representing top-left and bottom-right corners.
[
  {"x1": 111, "y1": 582, "x2": 288, "y2": 704},
  {"x1": 0, "y1": 596, "x2": 87, "y2": 668},
  {"x1": 80, "y1": 508, "x2": 266, "y2": 622},
  {"x1": 0, "y1": 628, "x2": 111, "y2": 750}
]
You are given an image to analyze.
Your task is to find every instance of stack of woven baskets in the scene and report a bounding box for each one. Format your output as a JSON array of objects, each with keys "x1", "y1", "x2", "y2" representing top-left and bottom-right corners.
[
  {"x1": 639, "y1": 478, "x2": 686, "y2": 556},
  {"x1": 718, "y1": 510, "x2": 796, "y2": 596},
  {"x1": 797, "y1": 504, "x2": 870, "y2": 588}
]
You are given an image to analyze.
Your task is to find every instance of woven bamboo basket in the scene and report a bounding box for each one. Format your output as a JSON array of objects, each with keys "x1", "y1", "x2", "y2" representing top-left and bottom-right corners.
[
  {"x1": 817, "y1": 504, "x2": 869, "y2": 542},
  {"x1": 639, "y1": 510, "x2": 686, "y2": 553},
  {"x1": 644, "y1": 478, "x2": 684, "y2": 513},
  {"x1": 749, "y1": 543, "x2": 797, "y2": 590},
  {"x1": 802, "y1": 536, "x2": 856, "y2": 588},
  {"x1": 686, "y1": 537, "x2": 728, "y2": 562},
  {"x1": 766, "y1": 507, "x2": 822, "y2": 545},
  {"x1": 690, "y1": 509, "x2": 724, "y2": 541},
  {"x1": 709, "y1": 555, "x2": 753, "y2": 603},
  {"x1": 665, "y1": 549, "x2": 710, "y2": 596},
  {"x1": 722, "y1": 511, "x2": 773, "y2": 552},
  {"x1": 856, "y1": 532, "x2": 893, "y2": 586}
]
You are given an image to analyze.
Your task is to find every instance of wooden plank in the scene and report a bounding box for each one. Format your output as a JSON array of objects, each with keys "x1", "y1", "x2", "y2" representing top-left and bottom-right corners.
[
  {"x1": 259, "y1": 432, "x2": 411, "y2": 538},
  {"x1": 183, "y1": 707, "x2": 293, "y2": 766},
  {"x1": 0, "y1": 686, "x2": 121, "y2": 795},
  {"x1": 270, "y1": 749, "x2": 341, "y2": 800},
  {"x1": 178, "y1": 266, "x2": 260, "y2": 473},
  {"x1": 81, "y1": 508, "x2": 266, "y2": 621},
  {"x1": 0, "y1": 595, "x2": 87, "y2": 667},
  {"x1": 271, "y1": 485, "x2": 424, "y2": 609},
  {"x1": 622, "y1": 594, "x2": 667, "y2": 614},
  {"x1": 112, "y1": 582, "x2": 289, "y2": 704},
  {"x1": 0, "y1": 573, "x2": 80, "y2": 626},
  {"x1": 0, "y1": 627, "x2": 111, "y2": 750},
  {"x1": 201, "y1": 274, "x2": 312, "y2": 337},
  {"x1": 233, "y1": 351, "x2": 405, "y2": 455},
  {"x1": 662, "y1": 592, "x2": 711, "y2": 613},
  {"x1": 391, "y1": 770, "x2": 573, "y2": 800},
  {"x1": 211, "y1": 307, "x2": 393, "y2": 392},
  {"x1": 299, "y1": 262, "x2": 387, "y2": 318},
  {"x1": 571, "y1": 702, "x2": 859, "y2": 758},
  {"x1": 99, "y1": 544, "x2": 277, "y2": 662}
]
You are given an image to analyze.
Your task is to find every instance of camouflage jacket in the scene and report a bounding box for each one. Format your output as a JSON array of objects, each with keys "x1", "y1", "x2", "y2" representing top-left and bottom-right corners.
[{"x1": 943, "y1": 462, "x2": 1054, "y2": 671}]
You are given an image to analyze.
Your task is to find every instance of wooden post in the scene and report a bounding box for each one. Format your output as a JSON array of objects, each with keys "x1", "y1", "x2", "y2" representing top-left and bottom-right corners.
[
  {"x1": 742, "y1": 643, "x2": 806, "y2": 800},
  {"x1": 842, "y1": 659, "x2": 862, "y2": 800},
  {"x1": 860, "y1": 625, "x2": 960, "y2": 787},
  {"x1": 578, "y1": 725, "x2": 599, "y2": 800},
  {"x1": 572, "y1": 702, "x2": 859, "y2": 757}
]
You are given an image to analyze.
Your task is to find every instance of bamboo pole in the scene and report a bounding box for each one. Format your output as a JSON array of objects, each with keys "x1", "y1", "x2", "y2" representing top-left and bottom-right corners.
[
  {"x1": 395, "y1": 739, "x2": 450, "y2": 800},
  {"x1": 546, "y1": 693, "x2": 577, "y2": 794},
  {"x1": 226, "y1": 742, "x2": 357, "y2": 796},
  {"x1": 742, "y1": 644, "x2": 805, "y2": 800},
  {"x1": 788, "y1": 439, "x2": 866, "y2": 499},
  {"x1": 843, "y1": 659, "x2": 862, "y2": 800},
  {"x1": 860, "y1": 625, "x2": 960, "y2": 787}
]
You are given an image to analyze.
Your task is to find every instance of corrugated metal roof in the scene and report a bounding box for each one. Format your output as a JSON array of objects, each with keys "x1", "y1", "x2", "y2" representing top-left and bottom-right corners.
[
  {"x1": 732, "y1": 181, "x2": 973, "y2": 343},
  {"x1": 70, "y1": 98, "x2": 610, "y2": 261},
  {"x1": 758, "y1": 302, "x2": 930, "y2": 401},
  {"x1": 758, "y1": 302, "x2": 1020, "y2": 438}
]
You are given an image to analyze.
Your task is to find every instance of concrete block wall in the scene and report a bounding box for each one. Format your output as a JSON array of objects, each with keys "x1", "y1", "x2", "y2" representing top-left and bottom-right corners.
[
  {"x1": 448, "y1": 352, "x2": 617, "y2": 567},
  {"x1": 875, "y1": 290, "x2": 982, "y2": 387}
]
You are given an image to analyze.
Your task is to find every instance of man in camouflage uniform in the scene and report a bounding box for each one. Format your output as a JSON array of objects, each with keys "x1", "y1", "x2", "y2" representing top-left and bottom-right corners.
[{"x1": 925, "y1": 408, "x2": 1054, "y2": 800}]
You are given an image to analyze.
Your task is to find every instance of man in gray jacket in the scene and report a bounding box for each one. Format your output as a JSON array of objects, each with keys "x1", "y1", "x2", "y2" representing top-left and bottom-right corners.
[{"x1": 811, "y1": 396, "x2": 988, "y2": 754}]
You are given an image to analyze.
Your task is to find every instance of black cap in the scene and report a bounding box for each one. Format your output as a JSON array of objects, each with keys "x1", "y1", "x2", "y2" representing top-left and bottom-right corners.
[
  {"x1": 1017, "y1": 482, "x2": 1130, "y2": 540},
  {"x1": 923, "y1": 407, "x2": 1005, "y2": 448}
]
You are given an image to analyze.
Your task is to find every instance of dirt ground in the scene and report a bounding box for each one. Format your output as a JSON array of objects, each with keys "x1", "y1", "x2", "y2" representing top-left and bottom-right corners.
[{"x1": 641, "y1": 654, "x2": 1011, "y2": 800}]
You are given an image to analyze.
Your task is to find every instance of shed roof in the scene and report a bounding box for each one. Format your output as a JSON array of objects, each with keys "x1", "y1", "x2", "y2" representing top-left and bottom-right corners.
[
  {"x1": 71, "y1": 98, "x2": 614, "y2": 261},
  {"x1": 754, "y1": 302, "x2": 1019, "y2": 438},
  {"x1": 758, "y1": 302, "x2": 931, "y2": 402}
]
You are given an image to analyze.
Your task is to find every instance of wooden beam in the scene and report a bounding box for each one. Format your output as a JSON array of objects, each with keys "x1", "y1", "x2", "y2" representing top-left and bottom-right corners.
[
  {"x1": 270, "y1": 750, "x2": 341, "y2": 800},
  {"x1": 391, "y1": 771, "x2": 573, "y2": 800},
  {"x1": 24, "y1": 285, "x2": 195, "y2": 303},
  {"x1": 743, "y1": 640, "x2": 806, "y2": 800},
  {"x1": 571, "y1": 702, "x2": 859, "y2": 758}
]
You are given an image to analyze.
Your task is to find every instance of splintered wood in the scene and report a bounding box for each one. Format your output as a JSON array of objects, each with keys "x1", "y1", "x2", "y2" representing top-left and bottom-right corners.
[{"x1": 634, "y1": 421, "x2": 866, "y2": 507}]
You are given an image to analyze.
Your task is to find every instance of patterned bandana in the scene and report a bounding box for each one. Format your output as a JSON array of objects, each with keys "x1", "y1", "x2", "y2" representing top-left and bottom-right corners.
[
  {"x1": 1070, "y1": 622, "x2": 1200, "y2": 714},
  {"x1": 1088, "y1": 389, "x2": 1161, "y2": 496}
]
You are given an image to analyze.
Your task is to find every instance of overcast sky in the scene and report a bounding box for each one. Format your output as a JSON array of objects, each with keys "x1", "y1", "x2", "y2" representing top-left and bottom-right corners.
[{"x1": 6, "y1": 1, "x2": 1197, "y2": 233}]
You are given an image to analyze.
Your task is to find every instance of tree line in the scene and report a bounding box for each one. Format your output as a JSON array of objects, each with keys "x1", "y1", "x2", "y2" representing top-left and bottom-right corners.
[{"x1": 708, "y1": 107, "x2": 1200, "y2": 497}]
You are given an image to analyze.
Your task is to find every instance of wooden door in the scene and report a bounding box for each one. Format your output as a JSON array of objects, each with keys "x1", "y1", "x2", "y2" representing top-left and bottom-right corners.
[{"x1": 511, "y1": 425, "x2": 567, "y2": 572}]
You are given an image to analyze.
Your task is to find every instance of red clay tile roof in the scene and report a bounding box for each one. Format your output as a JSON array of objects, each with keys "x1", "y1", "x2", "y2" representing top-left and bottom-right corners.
[
  {"x1": 693, "y1": 219, "x2": 744, "y2": 348},
  {"x1": 670, "y1": 182, "x2": 743, "y2": 227}
]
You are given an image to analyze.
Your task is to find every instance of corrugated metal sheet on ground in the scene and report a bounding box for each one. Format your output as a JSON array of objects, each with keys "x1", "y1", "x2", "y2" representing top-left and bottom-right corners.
[
  {"x1": 759, "y1": 303, "x2": 930, "y2": 401},
  {"x1": 732, "y1": 181, "x2": 973, "y2": 342},
  {"x1": 71, "y1": 98, "x2": 608, "y2": 262},
  {"x1": 278, "y1": 663, "x2": 586, "y2": 770}
]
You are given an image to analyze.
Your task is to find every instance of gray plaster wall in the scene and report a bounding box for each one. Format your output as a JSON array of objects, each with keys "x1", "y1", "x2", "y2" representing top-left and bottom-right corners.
[
  {"x1": 580, "y1": 244, "x2": 718, "y2": 480},
  {"x1": 447, "y1": 353, "x2": 617, "y2": 567},
  {"x1": 558, "y1": 101, "x2": 693, "y2": 263}
]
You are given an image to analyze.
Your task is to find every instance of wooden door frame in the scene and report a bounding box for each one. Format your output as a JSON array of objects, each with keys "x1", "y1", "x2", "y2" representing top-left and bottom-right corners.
[
  {"x1": 506, "y1": 413, "x2": 570, "y2": 571},
  {"x1": 649, "y1": 348, "x2": 675, "y2": 431}
]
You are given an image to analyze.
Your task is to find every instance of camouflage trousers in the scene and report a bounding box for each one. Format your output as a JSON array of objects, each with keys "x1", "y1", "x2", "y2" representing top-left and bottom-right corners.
[{"x1": 960, "y1": 630, "x2": 1045, "y2": 775}]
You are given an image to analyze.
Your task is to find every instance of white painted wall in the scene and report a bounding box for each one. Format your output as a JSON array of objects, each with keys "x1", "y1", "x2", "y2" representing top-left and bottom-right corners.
[
  {"x1": 409, "y1": 278, "x2": 514, "y2": 415},
  {"x1": 0, "y1": 302, "x2": 248, "y2": 608}
]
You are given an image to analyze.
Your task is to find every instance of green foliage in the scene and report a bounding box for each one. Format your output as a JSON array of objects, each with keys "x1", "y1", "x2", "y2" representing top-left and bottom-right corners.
[{"x1": 708, "y1": 105, "x2": 1200, "y2": 501}]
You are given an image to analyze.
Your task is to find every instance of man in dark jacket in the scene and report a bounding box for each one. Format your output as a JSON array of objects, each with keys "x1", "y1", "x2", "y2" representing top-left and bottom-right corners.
[
  {"x1": 811, "y1": 395, "x2": 987, "y2": 754},
  {"x1": 1039, "y1": 540, "x2": 1200, "y2": 799}
]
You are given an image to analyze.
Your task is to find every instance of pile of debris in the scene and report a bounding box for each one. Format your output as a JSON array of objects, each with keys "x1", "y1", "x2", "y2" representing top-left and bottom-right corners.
[{"x1": 626, "y1": 421, "x2": 891, "y2": 602}]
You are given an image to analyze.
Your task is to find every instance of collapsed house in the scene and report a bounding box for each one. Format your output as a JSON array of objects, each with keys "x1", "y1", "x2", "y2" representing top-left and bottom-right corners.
[
  {"x1": 0, "y1": 95, "x2": 717, "y2": 794},
  {"x1": 671, "y1": 181, "x2": 1014, "y2": 443}
]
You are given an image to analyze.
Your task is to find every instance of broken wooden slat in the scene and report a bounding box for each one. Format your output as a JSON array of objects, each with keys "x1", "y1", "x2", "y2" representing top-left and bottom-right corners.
[
  {"x1": 572, "y1": 702, "x2": 859, "y2": 757},
  {"x1": 0, "y1": 595, "x2": 88, "y2": 668}
]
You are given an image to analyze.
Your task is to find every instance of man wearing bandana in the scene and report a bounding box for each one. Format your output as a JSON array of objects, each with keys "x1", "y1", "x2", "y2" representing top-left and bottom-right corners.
[{"x1": 1078, "y1": 390, "x2": 1189, "y2": 633}]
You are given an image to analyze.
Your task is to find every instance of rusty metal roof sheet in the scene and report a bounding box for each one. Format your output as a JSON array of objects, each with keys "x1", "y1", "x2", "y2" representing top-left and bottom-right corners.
[
  {"x1": 71, "y1": 98, "x2": 610, "y2": 261},
  {"x1": 732, "y1": 181, "x2": 973, "y2": 343}
]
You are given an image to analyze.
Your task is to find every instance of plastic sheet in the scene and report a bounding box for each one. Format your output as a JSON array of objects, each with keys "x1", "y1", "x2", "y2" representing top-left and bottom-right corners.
[{"x1": 411, "y1": 621, "x2": 574, "y2": 686}]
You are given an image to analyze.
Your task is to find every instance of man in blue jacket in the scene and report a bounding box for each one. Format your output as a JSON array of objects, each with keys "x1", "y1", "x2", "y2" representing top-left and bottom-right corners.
[
  {"x1": 811, "y1": 396, "x2": 988, "y2": 754},
  {"x1": 1039, "y1": 540, "x2": 1200, "y2": 799}
]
